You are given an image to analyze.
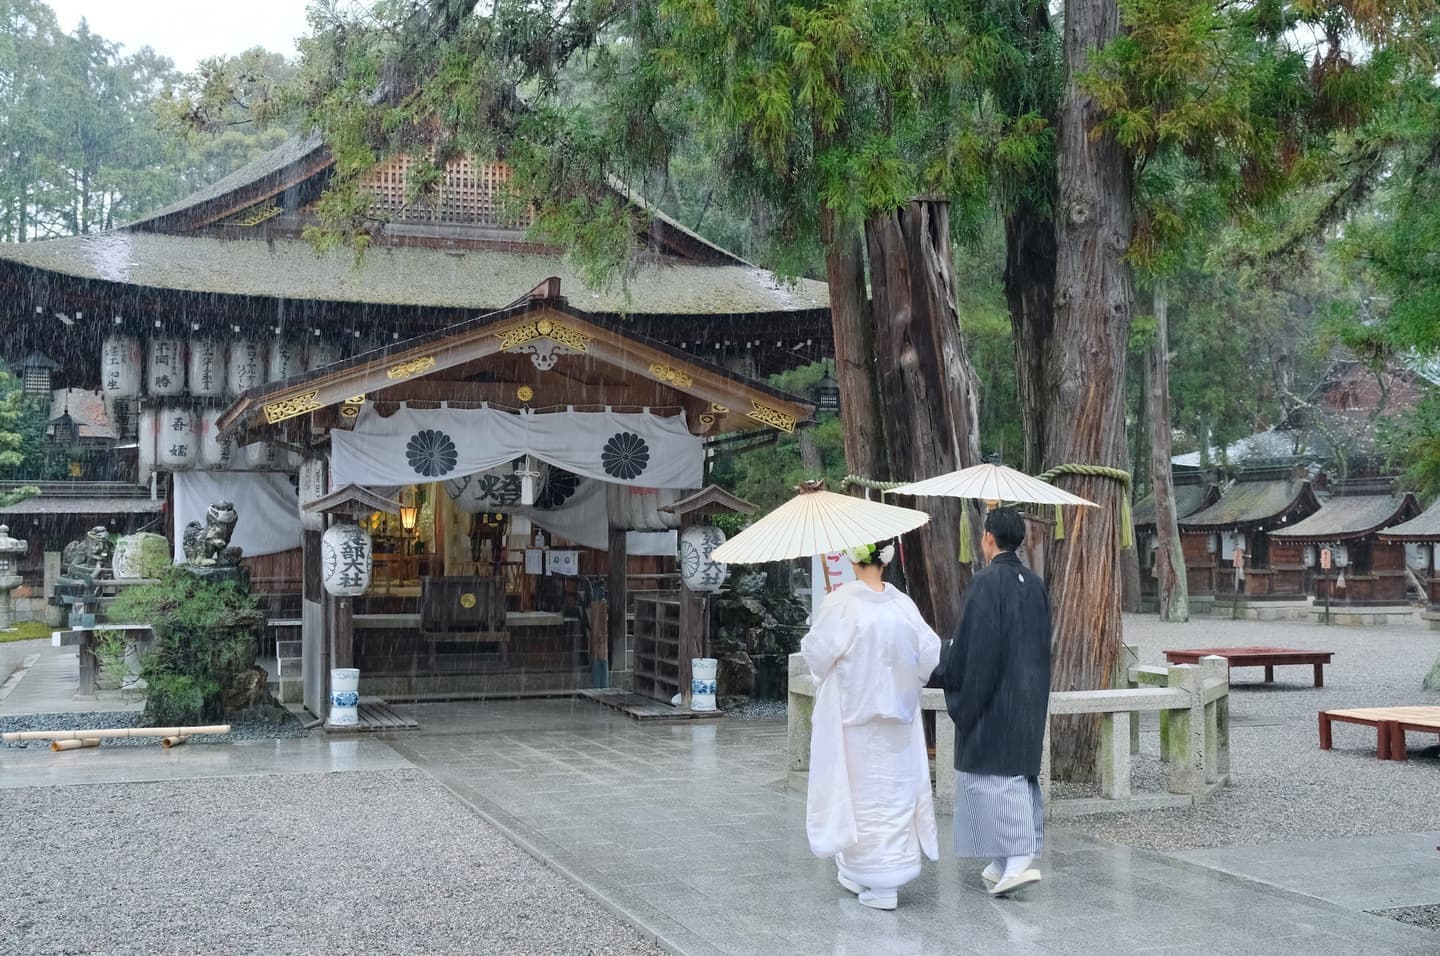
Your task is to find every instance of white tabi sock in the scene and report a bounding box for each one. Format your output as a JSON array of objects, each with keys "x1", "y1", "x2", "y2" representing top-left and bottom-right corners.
[{"x1": 1002, "y1": 854, "x2": 1034, "y2": 880}]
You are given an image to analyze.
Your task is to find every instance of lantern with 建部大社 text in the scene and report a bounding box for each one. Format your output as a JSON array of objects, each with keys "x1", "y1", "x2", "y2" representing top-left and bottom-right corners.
[{"x1": 321, "y1": 523, "x2": 372, "y2": 597}]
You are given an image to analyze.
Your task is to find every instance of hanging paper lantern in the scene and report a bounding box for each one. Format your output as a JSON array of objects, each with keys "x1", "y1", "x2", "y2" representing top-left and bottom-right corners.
[
  {"x1": 227, "y1": 339, "x2": 267, "y2": 396},
  {"x1": 156, "y1": 408, "x2": 197, "y2": 470},
  {"x1": 100, "y1": 335, "x2": 142, "y2": 399},
  {"x1": 321, "y1": 524, "x2": 372, "y2": 596},
  {"x1": 146, "y1": 336, "x2": 185, "y2": 396},
  {"x1": 136, "y1": 408, "x2": 158, "y2": 485},
  {"x1": 233, "y1": 441, "x2": 277, "y2": 471},
  {"x1": 187, "y1": 338, "x2": 225, "y2": 398},
  {"x1": 298, "y1": 457, "x2": 328, "y2": 532},
  {"x1": 198, "y1": 408, "x2": 234, "y2": 469},
  {"x1": 679, "y1": 525, "x2": 728, "y2": 592},
  {"x1": 268, "y1": 339, "x2": 302, "y2": 382},
  {"x1": 305, "y1": 339, "x2": 341, "y2": 371}
]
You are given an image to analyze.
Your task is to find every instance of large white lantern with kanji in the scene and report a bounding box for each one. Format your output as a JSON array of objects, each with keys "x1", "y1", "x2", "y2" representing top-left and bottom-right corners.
[
  {"x1": 157, "y1": 408, "x2": 197, "y2": 470},
  {"x1": 227, "y1": 339, "x2": 267, "y2": 396},
  {"x1": 321, "y1": 523, "x2": 372, "y2": 596},
  {"x1": 101, "y1": 335, "x2": 142, "y2": 399},
  {"x1": 198, "y1": 408, "x2": 234, "y2": 469},
  {"x1": 679, "y1": 525, "x2": 728, "y2": 593},
  {"x1": 146, "y1": 336, "x2": 185, "y2": 396},
  {"x1": 267, "y1": 339, "x2": 302, "y2": 382},
  {"x1": 305, "y1": 339, "x2": 341, "y2": 371},
  {"x1": 187, "y1": 338, "x2": 225, "y2": 398},
  {"x1": 136, "y1": 408, "x2": 158, "y2": 485},
  {"x1": 298, "y1": 457, "x2": 328, "y2": 532}
]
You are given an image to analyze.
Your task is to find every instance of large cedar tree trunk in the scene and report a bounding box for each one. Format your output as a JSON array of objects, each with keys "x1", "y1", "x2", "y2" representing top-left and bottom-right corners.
[
  {"x1": 1147, "y1": 282, "x2": 1189, "y2": 621},
  {"x1": 1004, "y1": 194, "x2": 1058, "y2": 475},
  {"x1": 821, "y1": 207, "x2": 886, "y2": 478},
  {"x1": 1046, "y1": 0, "x2": 1136, "y2": 781},
  {"x1": 865, "y1": 199, "x2": 984, "y2": 635}
]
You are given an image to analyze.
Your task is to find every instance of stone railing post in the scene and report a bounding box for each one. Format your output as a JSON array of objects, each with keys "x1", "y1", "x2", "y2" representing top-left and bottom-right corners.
[
  {"x1": 1116, "y1": 643, "x2": 1140, "y2": 754},
  {"x1": 930, "y1": 690, "x2": 955, "y2": 812},
  {"x1": 787, "y1": 653, "x2": 813, "y2": 771},
  {"x1": 1038, "y1": 707, "x2": 1053, "y2": 813},
  {"x1": 1099, "y1": 710, "x2": 1132, "y2": 799},
  {"x1": 1164, "y1": 663, "x2": 1206, "y2": 795},
  {"x1": 1200, "y1": 655, "x2": 1230, "y2": 784}
]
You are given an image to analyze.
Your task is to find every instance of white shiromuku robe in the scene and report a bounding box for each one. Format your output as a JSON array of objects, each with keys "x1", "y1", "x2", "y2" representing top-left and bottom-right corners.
[{"x1": 802, "y1": 581, "x2": 942, "y2": 891}]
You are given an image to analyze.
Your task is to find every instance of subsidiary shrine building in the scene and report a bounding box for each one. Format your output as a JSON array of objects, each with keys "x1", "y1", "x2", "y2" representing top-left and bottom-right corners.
[{"x1": 0, "y1": 136, "x2": 831, "y2": 717}]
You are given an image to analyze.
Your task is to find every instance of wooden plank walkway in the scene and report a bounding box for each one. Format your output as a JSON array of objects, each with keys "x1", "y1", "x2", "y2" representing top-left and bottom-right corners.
[
  {"x1": 325, "y1": 696, "x2": 419, "y2": 733},
  {"x1": 580, "y1": 688, "x2": 724, "y2": 722}
]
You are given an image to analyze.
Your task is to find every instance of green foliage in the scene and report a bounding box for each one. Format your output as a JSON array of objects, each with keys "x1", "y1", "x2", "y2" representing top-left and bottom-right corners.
[
  {"x1": 1379, "y1": 393, "x2": 1440, "y2": 501},
  {"x1": 106, "y1": 568, "x2": 265, "y2": 725},
  {"x1": 0, "y1": 3, "x2": 295, "y2": 242}
]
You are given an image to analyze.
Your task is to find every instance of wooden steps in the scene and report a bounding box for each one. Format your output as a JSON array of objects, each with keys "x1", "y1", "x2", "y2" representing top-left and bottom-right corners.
[
  {"x1": 580, "y1": 687, "x2": 723, "y2": 721},
  {"x1": 325, "y1": 695, "x2": 419, "y2": 733}
]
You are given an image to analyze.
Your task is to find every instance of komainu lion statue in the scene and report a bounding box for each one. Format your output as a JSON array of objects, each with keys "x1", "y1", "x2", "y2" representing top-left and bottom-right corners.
[{"x1": 182, "y1": 501, "x2": 242, "y2": 567}]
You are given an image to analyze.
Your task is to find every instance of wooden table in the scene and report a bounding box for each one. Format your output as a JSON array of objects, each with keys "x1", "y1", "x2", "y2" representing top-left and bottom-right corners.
[
  {"x1": 1164, "y1": 647, "x2": 1333, "y2": 687},
  {"x1": 1320, "y1": 706, "x2": 1440, "y2": 760},
  {"x1": 354, "y1": 612, "x2": 565, "y2": 629}
]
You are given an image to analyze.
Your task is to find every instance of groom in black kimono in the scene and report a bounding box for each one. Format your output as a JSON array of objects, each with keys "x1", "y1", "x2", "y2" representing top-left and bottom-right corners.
[{"x1": 942, "y1": 507, "x2": 1053, "y2": 897}]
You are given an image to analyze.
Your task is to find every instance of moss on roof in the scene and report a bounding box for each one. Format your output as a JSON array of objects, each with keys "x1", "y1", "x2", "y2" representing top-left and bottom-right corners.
[
  {"x1": 1377, "y1": 498, "x2": 1440, "y2": 542},
  {"x1": 0, "y1": 231, "x2": 829, "y2": 315},
  {"x1": 1270, "y1": 494, "x2": 1417, "y2": 541},
  {"x1": 1179, "y1": 479, "x2": 1318, "y2": 531},
  {"x1": 1132, "y1": 482, "x2": 1217, "y2": 529}
]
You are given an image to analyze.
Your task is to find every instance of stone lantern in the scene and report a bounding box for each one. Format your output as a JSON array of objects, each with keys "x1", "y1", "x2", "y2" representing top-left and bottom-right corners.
[{"x1": 0, "y1": 524, "x2": 29, "y2": 630}]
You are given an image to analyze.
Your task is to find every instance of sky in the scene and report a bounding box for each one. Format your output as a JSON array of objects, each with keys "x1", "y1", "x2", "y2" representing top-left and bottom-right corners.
[{"x1": 45, "y1": 0, "x2": 315, "y2": 72}]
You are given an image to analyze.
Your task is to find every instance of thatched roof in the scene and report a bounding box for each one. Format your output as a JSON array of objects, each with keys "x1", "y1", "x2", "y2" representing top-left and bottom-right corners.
[
  {"x1": 0, "y1": 231, "x2": 828, "y2": 315},
  {"x1": 1179, "y1": 478, "x2": 1319, "y2": 532},
  {"x1": 1270, "y1": 493, "x2": 1418, "y2": 542},
  {"x1": 1378, "y1": 498, "x2": 1440, "y2": 542}
]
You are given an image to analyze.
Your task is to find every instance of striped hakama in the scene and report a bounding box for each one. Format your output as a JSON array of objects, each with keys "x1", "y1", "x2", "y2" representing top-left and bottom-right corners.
[{"x1": 951, "y1": 772, "x2": 1044, "y2": 859}]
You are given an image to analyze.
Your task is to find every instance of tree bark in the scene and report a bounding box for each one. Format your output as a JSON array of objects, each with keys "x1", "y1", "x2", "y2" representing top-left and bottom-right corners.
[
  {"x1": 798, "y1": 424, "x2": 824, "y2": 476},
  {"x1": 1045, "y1": 0, "x2": 1136, "y2": 781},
  {"x1": 821, "y1": 206, "x2": 886, "y2": 479},
  {"x1": 1004, "y1": 193, "x2": 1058, "y2": 475},
  {"x1": 865, "y1": 199, "x2": 984, "y2": 635},
  {"x1": 1147, "y1": 281, "x2": 1189, "y2": 622}
]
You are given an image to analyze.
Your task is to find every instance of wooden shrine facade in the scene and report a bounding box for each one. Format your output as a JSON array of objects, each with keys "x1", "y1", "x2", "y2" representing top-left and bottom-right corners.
[
  {"x1": 220, "y1": 283, "x2": 812, "y2": 714},
  {"x1": 1269, "y1": 478, "x2": 1420, "y2": 607},
  {"x1": 1177, "y1": 463, "x2": 1322, "y2": 603}
]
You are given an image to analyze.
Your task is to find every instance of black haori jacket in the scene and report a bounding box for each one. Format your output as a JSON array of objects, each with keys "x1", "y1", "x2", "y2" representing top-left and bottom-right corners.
[{"x1": 941, "y1": 551, "x2": 1053, "y2": 778}]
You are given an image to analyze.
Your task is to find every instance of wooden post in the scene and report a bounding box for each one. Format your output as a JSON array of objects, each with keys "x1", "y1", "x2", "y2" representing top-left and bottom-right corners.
[
  {"x1": 678, "y1": 510, "x2": 703, "y2": 708},
  {"x1": 607, "y1": 526, "x2": 627, "y2": 683}
]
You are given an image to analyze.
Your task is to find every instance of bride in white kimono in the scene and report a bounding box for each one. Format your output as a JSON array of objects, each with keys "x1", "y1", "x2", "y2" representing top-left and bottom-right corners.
[{"x1": 801, "y1": 541, "x2": 943, "y2": 910}]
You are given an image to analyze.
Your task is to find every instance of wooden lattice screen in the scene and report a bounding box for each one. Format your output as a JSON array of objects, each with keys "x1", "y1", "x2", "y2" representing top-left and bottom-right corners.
[{"x1": 361, "y1": 155, "x2": 532, "y2": 229}]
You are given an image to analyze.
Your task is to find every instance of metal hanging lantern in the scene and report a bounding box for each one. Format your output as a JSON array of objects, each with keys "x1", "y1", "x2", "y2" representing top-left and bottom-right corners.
[{"x1": 810, "y1": 370, "x2": 841, "y2": 415}]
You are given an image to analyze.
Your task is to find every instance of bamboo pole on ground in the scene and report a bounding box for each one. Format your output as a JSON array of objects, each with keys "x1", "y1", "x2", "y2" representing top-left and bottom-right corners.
[
  {"x1": 50, "y1": 739, "x2": 100, "y2": 752},
  {"x1": 3, "y1": 725, "x2": 230, "y2": 743},
  {"x1": 160, "y1": 736, "x2": 188, "y2": 748}
]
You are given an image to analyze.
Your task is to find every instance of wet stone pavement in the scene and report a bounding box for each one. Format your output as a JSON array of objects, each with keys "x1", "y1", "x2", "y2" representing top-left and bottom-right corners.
[{"x1": 382, "y1": 698, "x2": 1437, "y2": 955}]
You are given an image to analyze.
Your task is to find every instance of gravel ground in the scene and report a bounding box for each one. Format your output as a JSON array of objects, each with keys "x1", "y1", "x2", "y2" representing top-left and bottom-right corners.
[
  {"x1": 1, "y1": 709, "x2": 310, "y2": 748},
  {"x1": 0, "y1": 768, "x2": 662, "y2": 956},
  {"x1": 1057, "y1": 613, "x2": 1440, "y2": 850},
  {"x1": 1372, "y1": 904, "x2": 1440, "y2": 931},
  {"x1": 722, "y1": 697, "x2": 786, "y2": 720}
]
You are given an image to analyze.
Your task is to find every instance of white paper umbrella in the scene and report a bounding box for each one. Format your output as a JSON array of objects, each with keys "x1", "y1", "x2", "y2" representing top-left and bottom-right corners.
[
  {"x1": 888, "y1": 462, "x2": 1098, "y2": 507},
  {"x1": 708, "y1": 485, "x2": 931, "y2": 564}
]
